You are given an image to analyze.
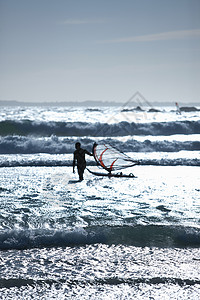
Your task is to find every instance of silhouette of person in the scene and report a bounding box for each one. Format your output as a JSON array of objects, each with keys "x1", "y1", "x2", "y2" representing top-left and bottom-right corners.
[{"x1": 73, "y1": 142, "x2": 93, "y2": 181}]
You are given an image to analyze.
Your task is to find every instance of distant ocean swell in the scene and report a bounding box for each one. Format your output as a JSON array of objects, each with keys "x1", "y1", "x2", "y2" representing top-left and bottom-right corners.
[
  {"x1": 0, "y1": 120, "x2": 200, "y2": 136},
  {"x1": 0, "y1": 136, "x2": 200, "y2": 154},
  {"x1": 0, "y1": 225, "x2": 199, "y2": 250}
]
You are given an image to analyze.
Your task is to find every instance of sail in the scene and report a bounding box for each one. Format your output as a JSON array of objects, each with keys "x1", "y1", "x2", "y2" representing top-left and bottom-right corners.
[
  {"x1": 175, "y1": 102, "x2": 181, "y2": 114},
  {"x1": 93, "y1": 143, "x2": 138, "y2": 172}
]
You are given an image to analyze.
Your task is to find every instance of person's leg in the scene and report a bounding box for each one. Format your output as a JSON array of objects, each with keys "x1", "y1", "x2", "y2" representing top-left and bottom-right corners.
[{"x1": 77, "y1": 167, "x2": 84, "y2": 181}]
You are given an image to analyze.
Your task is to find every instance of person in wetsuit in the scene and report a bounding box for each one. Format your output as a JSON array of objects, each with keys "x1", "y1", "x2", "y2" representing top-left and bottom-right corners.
[{"x1": 73, "y1": 142, "x2": 93, "y2": 181}]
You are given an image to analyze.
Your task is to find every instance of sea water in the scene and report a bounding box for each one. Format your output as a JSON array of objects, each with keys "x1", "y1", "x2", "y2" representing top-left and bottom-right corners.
[{"x1": 0, "y1": 104, "x2": 200, "y2": 299}]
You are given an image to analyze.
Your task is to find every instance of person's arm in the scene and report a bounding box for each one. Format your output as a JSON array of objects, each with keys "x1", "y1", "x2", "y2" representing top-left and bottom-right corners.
[{"x1": 85, "y1": 149, "x2": 93, "y2": 156}]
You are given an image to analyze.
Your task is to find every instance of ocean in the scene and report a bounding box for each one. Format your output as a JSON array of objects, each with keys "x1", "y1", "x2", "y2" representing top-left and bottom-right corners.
[{"x1": 0, "y1": 104, "x2": 200, "y2": 299}]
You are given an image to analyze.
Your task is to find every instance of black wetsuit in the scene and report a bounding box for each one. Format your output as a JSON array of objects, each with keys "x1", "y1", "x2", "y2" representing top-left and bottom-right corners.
[{"x1": 73, "y1": 148, "x2": 92, "y2": 180}]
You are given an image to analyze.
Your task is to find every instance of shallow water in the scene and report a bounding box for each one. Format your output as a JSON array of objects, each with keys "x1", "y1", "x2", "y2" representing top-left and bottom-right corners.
[
  {"x1": 1, "y1": 166, "x2": 200, "y2": 233},
  {"x1": 1, "y1": 245, "x2": 200, "y2": 299},
  {"x1": 0, "y1": 105, "x2": 200, "y2": 298},
  {"x1": 0, "y1": 165, "x2": 200, "y2": 298}
]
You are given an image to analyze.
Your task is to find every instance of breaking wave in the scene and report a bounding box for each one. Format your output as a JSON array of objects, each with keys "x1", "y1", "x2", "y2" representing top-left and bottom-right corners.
[
  {"x1": 0, "y1": 156, "x2": 199, "y2": 167},
  {"x1": 0, "y1": 120, "x2": 200, "y2": 137},
  {"x1": 0, "y1": 225, "x2": 199, "y2": 250},
  {"x1": 0, "y1": 136, "x2": 200, "y2": 154}
]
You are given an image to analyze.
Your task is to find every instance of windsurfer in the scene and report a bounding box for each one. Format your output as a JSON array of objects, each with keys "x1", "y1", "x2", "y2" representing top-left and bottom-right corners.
[
  {"x1": 73, "y1": 142, "x2": 93, "y2": 181},
  {"x1": 175, "y1": 102, "x2": 181, "y2": 115}
]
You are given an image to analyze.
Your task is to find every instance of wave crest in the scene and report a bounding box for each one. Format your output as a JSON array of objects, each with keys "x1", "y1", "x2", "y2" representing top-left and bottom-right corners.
[
  {"x1": 0, "y1": 225, "x2": 199, "y2": 250},
  {"x1": 0, "y1": 120, "x2": 199, "y2": 137},
  {"x1": 0, "y1": 136, "x2": 200, "y2": 154}
]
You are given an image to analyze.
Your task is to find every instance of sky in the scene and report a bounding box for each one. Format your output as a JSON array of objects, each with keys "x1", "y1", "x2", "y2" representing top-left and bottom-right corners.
[{"x1": 0, "y1": 0, "x2": 200, "y2": 103}]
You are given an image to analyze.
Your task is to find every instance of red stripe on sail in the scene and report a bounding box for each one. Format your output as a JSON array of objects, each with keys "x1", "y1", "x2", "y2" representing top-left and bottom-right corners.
[
  {"x1": 109, "y1": 158, "x2": 118, "y2": 171},
  {"x1": 99, "y1": 148, "x2": 108, "y2": 169}
]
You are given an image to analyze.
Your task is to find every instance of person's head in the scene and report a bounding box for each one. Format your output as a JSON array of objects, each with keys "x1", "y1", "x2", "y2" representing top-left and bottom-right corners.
[{"x1": 75, "y1": 142, "x2": 81, "y2": 150}]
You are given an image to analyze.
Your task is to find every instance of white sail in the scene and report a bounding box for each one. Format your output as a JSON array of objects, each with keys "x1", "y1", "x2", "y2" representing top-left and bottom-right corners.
[{"x1": 93, "y1": 143, "x2": 138, "y2": 172}]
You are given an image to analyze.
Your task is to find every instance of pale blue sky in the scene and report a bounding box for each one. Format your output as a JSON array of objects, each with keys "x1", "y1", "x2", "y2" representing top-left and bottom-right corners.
[{"x1": 0, "y1": 0, "x2": 200, "y2": 103}]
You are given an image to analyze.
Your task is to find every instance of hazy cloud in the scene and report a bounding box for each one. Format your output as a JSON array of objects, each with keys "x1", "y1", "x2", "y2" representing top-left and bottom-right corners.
[{"x1": 98, "y1": 29, "x2": 200, "y2": 43}]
